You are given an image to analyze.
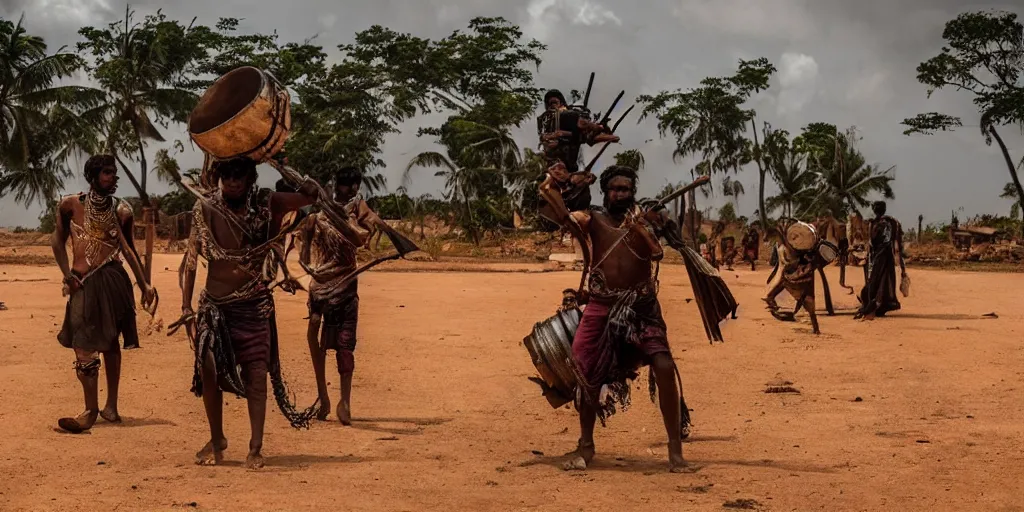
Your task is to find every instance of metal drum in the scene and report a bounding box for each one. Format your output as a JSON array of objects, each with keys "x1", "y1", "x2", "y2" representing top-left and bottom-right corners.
[
  {"x1": 817, "y1": 239, "x2": 839, "y2": 264},
  {"x1": 188, "y1": 66, "x2": 291, "y2": 163},
  {"x1": 786, "y1": 221, "x2": 817, "y2": 251},
  {"x1": 523, "y1": 308, "x2": 581, "y2": 408}
]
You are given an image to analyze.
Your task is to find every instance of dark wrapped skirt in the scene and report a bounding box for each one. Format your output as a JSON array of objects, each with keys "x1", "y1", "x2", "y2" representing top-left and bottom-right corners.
[
  {"x1": 192, "y1": 289, "x2": 318, "y2": 429},
  {"x1": 58, "y1": 261, "x2": 138, "y2": 353},
  {"x1": 858, "y1": 247, "x2": 901, "y2": 317},
  {"x1": 309, "y1": 281, "x2": 359, "y2": 354}
]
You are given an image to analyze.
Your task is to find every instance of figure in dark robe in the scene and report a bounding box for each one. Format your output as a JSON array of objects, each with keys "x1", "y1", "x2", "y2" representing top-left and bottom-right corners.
[{"x1": 856, "y1": 201, "x2": 905, "y2": 320}]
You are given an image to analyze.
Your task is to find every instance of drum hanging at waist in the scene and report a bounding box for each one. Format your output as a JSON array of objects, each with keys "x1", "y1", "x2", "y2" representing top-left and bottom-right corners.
[
  {"x1": 523, "y1": 308, "x2": 581, "y2": 408},
  {"x1": 817, "y1": 240, "x2": 839, "y2": 264}
]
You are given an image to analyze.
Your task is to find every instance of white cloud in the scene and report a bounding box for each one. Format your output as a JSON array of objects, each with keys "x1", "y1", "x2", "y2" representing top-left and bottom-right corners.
[
  {"x1": 525, "y1": 0, "x2": 621, "y2": 41},
  {"x1": 20, "y1": 0, "x2": 111, "y2": 26},
  {"x1": 775, "y1": 52, "x2": 818, "y2": 115}
]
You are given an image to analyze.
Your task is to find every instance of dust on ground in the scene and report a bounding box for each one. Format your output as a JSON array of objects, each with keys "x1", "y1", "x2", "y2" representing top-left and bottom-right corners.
[{"x1": 1, "y1": 254, "x2": 1023, "y2": 511}]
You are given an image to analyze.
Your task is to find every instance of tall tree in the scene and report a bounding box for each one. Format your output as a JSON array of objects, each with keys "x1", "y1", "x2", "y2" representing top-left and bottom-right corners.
[
  {"x1": 902, "y1": 10, "x2": 1024, "y2": 236},
  {"x1": 0, "y1": 17, "x2": 103, "y2": 207},
  {"x1": 77, "y1": 8, "x2": 215, "y2": 205},
  {"x1": 397, "y1": 17, "x2": 545, "y2": 243},
  {"x1": 764, "y1": 127, "x2": 814, "y2": 219},
  {"x1": 77, "y1": 8, "x2": 218, "y2": 279},
  {"x1": 638, "y1": 58, "x2": 776, "y2": 229}
]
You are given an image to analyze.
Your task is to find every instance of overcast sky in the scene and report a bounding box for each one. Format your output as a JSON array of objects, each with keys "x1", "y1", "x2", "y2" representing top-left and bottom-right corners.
[{"x1": 1, "y1": 0, "x2": 1022, "y2": 229}]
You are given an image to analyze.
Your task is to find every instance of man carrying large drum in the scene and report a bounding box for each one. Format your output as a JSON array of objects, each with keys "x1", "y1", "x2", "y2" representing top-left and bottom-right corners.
[{"x1": 172, "y1": 66, "x2": 376, "y2": 468}]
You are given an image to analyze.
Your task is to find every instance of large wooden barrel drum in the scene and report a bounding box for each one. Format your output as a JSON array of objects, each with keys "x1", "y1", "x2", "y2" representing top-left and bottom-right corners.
[
  {"x1": 786, "y1": 221, "x2": 818, "y2": 251},
  {"x1": 187, "y1": 66, "x2": 291, "y2": 163},
  {"x1": 523, "y1": 308, "x2": 582, "y2": 408}
]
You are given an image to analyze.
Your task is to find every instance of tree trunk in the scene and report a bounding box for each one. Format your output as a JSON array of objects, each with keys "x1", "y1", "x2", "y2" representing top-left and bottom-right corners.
[
  {"x1": 987, "y1": 126, "x2": 1024, "y2": 238},
  {"x1": 142, "y1": 206, "x2": 156, "y2": 283},
  {"x1": 130, "y1": 126, "x2": 154, "y2": 282},
  {"x1": 751, "y1": 118, "x2": 768, "y2": 231}
]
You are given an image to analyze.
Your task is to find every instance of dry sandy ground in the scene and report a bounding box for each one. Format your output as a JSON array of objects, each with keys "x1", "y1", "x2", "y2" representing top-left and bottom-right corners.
[{"x1": 1, "y1": 254, "x2": 1023, "y2": 511}]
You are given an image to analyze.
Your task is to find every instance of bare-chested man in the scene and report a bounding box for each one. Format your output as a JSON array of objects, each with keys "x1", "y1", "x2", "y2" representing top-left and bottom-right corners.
[
  {"x1": 539, "y1": 165, "x2": 717, "y2": 472},
  {"x1": 178, "y1": 157, "x2": 320, "y2": 469},
  {"x1": 299, "y1": 166, "x2": 380, "y2": 425},
  {"x1": 52, "y1": 155, "x2": 156, "y2": 433}
]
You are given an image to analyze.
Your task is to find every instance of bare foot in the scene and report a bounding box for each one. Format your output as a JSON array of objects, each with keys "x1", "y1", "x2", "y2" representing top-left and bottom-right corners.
[
  {"x1": 668, "y1": 440, "x2": 686, "y2": 473},
  {"x1": 561, "y1": 441, "x2": 595, "y2": 471},
  {"x1": 100, "y1": 407, "x2": 121, "y2": 423},
  {"x1": 337, "y1": 401, "x2": 351, "y2": 426},
  {"x1": 57, "y1": 410, "x2": 98, "y2": 433},
  {"x1": 316, "y1": 397, "x2": 331, "y2": 421},
  {"x1": 245, "y1": 451, "x2": 265, "y2": 470},
  {"x1": 195, "y1": 438, "x2": 228, "y2": 466}
]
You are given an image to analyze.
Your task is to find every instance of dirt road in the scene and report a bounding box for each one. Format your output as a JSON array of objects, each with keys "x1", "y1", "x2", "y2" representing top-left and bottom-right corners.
[{"x1": 1, "y1": 254, "x2": 1022, "y2": 511}]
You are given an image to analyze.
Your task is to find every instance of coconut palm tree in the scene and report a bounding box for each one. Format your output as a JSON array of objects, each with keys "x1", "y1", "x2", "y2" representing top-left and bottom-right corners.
[
  {"x1": 721, "y1": 175, "x2": 745, "y2": 211},
  {"x1": 403, "y1": 151, "x2": 498, "y2": 245},
  {"x1": 810, "y1": 140, "x2": 895, "y2": 218},
  {"x1": 0, "y1": 17, "x2": 104, "y2": 207},
  {"x1": 403, "y1": 115, "x2": 520, "y2": 244},
  {"x1": 764, "y1": 150, "x2": 814, "y2": 219},
  {"x1": 77, "y1": 8, "x2": 212, "y2": 279},
  {"x1": 77, "y1": 8, "x2": 203, "y2": 206}
]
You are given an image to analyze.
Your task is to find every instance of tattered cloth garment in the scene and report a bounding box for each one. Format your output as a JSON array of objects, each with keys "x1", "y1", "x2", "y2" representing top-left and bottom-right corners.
[
  {"x1": 58, "y1": 261, "x2": 139, "y2": 353},
  {"x1": 191, "y1": 282, "x2": 319, "y2": 429},
  {"x1": 570, "y1": 271, "x2": 691, "y2": 430},
  {"x1": 309, "y1": 280, "x2": 359, "y2": 373}
]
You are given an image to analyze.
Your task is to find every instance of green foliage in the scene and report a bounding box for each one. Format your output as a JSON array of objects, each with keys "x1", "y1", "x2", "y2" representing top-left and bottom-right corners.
[
  {"x1": 902, "y1": 10, "x2": 1024, "y2": 236},
  {"x1": 762, "y1": 127, "x2": 813, "y2": 219},
  {"x1": 638, "y1": 58, "x2": 776, "y2": 228},
  {"x1": 1002, "y1": 182, "x2": 1022, "y2": 220},
  {"x1": 157, "y1": 190, "x2": 196, "y2": 217},
  {"x1": 721, "y1": 175, "x2": 744, "y2": 205},
  {"x1": 37, "y1": 197, "x2": 59, "y2": 233},
  {"x1": 76, "y1": 8, "x2": 219, "y2": 203},
  {"x1": 0, "y1": 17, "x2": 102, "y2": 208},
  {"x1": 791, "y1": 122, "x2": 840, "y2": 175},
  {"x1": 717, "y1": 202, "x2": 737, "y2": 224},
  {"x1": 397, "y1": 18, "x2": 544, "y2": 244}
]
